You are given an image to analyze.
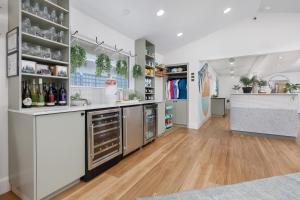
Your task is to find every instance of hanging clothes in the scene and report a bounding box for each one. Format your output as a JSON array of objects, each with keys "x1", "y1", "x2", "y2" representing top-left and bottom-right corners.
[{"x1": 166, "y1": 79, "x2": 187, "y2": 100}]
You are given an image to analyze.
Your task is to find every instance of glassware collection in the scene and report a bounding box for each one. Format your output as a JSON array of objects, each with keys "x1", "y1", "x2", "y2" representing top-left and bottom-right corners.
[
  {"x1": 22, "y1": 41, "x2": 64, "y2": 61},
  {"x1": 22, "y1": 78, "x2": 67, "y2": 108},
  {"x1": 22, "y1": 0, "x2": 65, "y2": 25},
  {"x1": 22, "y1": 17, "x2": 65, "y2": 43}
]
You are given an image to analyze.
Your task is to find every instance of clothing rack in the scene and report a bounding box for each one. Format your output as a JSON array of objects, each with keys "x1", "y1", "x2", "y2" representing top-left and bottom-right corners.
[{"x1": 71, "y1": 30, "x2": 137, "y2": 58}]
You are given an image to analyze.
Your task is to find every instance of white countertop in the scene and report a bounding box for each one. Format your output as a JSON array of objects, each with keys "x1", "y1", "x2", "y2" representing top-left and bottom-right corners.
[{"x1": 8, "y1": 100, "x2": 163, "y2": 116}]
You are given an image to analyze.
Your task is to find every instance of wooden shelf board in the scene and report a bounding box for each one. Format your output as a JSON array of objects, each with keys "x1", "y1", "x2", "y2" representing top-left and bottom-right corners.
[
  {"x1": 21, "y1": 10, "x2": 69, "y2": 31},
  {"x1": 22, "y1": 32, "x2": 69, "y2": 49},
  {"x1": 22, "y1": 54, "x2": 69, "y2": 65},
  {"x1": 44, "y1": 0, "x2": 69, "y2": 13},
  {"x1": 22, "y1": 73, "x2": 69, "y2": 79}
]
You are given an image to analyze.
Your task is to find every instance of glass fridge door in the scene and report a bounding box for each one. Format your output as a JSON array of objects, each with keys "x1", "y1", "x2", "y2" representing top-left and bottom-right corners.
[{"x1": 144, "y1": 105, "x2": 157, "y2": 144}]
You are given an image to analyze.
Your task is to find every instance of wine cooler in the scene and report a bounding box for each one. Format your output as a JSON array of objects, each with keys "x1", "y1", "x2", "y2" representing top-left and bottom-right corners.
[
  {"x1": 83, "y1": 108, "x2": 123, "y2": 181},
  {"x1": 144, "y1": 104, "x2": 157, "y2": 145}
]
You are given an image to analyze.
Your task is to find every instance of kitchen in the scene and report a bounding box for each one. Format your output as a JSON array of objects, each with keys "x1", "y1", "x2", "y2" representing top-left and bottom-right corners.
[{"x1": 1, "y1": 0, "x2": 300, "y2": 200}]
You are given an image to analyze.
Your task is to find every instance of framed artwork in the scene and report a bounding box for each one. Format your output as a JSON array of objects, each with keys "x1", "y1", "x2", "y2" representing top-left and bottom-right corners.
[
  {"x1": 7, "y1": 52, "x2": 19, "y2": 77},
  {"x1": 6, "y1": 27, "x2": 19, "y2": 77},
  {"x1": 6, "y1": 27, "x2": 19, "y2": 54}
]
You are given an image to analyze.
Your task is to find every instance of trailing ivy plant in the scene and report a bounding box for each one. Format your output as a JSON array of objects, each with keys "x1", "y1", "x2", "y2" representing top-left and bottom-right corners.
[
  {"x1": 71, "y1": 45, "x2": 87, "y2": 73},
  {"x1": 132, "y1": 64, "x2": 142, "y2": 78},
  {"x1": 95, "y1": 53, "x2": 112, "y2": 76},
  {"x1": 116, "y1": 59, "x2": 128, "y2": 78}
]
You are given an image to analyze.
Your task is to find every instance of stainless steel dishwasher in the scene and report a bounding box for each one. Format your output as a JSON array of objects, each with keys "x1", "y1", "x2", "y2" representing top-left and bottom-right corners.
[
  {"x1": 122, "y1": 106, "x2": 144, "y2": 156},
  {"x1": 83, "y1": 108, "x2": 123, "y2": 181}
]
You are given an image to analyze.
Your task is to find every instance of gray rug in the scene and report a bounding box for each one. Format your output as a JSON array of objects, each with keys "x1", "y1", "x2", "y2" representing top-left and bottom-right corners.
[{"x1": 138, "y1": 173, "x2": 300, "y2": 200}]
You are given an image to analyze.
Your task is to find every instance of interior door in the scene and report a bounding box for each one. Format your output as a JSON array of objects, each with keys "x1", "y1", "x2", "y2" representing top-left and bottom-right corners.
[{"x1": 123, "y1": 106, "x2": 143, "y2": 155}]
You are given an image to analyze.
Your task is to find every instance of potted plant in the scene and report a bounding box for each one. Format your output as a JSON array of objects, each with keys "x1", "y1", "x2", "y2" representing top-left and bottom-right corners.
[
  {"x1": 285, "y1": 83, "x2": 300, "y2": 93},
  {"x1": 240, "y1": 76, "x2": 257, "y2": 93},
  {"x1": 95, "y1": 53, "x2": 112, "y2": 76},
  {"x1": 116, "y1": 59, "x2": 128, "y2": 78},
  {"x1": 71, "y1": 45, "x2": 86, "y2": 73},
  {"x1": 133, "y1": 64, "x2": 143, "y2": 78}
]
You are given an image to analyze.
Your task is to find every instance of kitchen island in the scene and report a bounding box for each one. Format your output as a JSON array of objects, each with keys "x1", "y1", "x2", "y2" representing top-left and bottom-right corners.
[{"x1": 230, "y1": 94, "x2": 299, "y2": 137}]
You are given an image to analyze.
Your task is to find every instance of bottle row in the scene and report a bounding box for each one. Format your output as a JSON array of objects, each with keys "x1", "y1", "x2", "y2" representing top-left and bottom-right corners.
[{"x1": 22, "y1": 78, "x2": 67, "y2": 108}]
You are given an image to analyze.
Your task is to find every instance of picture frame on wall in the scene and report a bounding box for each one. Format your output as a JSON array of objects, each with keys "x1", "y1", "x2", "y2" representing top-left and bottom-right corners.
[
  {"x1": 7, "y1": 52, "x2": 19, "y2": 77},
  {"x1": 6, "y1": 27, "x2": 19, "y2": 77},
  {"x1": 6, "y1": 27, "x2": 19, "y2": 54}
]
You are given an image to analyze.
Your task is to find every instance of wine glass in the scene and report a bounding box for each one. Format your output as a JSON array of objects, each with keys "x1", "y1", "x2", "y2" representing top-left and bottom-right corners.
[
  {"x1": 32, "y1": 2, "x2": 40, "y2": 15},
  {"x1": 42, "y1": 6, "x2": 49, "y2": 20},
  {"x1": 22, "y1": 0, "x2": 30, "y2": 11},
  {"x1": 58, "y1": 31, "x2": 64, "y2": 43},
  {"x1": 22, "y1": 42, "x2": 30, "y2": 54},
  {"x1": 58, "y1": 13, "x2": 64, "y2": 25},
  {"x1": 50, "y1": 10, "x2": 57, "y2": 23},
  {"x1": 22, "y1": 17, "x2": 31, "y2": 33}
]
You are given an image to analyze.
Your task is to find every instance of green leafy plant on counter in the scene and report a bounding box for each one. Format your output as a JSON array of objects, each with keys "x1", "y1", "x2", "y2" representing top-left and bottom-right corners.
[
  {"x1": 240, "y1": 76, "x2": 257, "y2": 87},
  {"x1": 132, "y1": 64, "x2": 143, "y2": 78},
  {"x1": 95, "y1": 53, "x2": 112, "y2": 76},
  {"x1": 257, "y1": 79, "x2": 268, "y2": 88},
  {"x1": 116, "y1": 59, "x2": 128, "y2": 78},
  {"x1": 285, "y1": 83, "x2": 300, "y2": 93},
  {"x1": 71, "y1": 45, "x2": 86, "y2": 73}
]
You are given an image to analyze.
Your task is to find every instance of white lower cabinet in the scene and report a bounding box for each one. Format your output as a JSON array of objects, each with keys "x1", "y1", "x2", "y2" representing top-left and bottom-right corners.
[
  {"x1": 9, "y1": 111, "x2": 85, "y2": 200},
  {"x1": 36, "y1": 112, "x2": 85, "y2": 199}
]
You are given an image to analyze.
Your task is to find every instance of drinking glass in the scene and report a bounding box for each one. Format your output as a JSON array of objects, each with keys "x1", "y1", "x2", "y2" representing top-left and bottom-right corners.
[
  {"x1": 41, "y1": 6, "x2": 49, "y2": 20},
  {"x1": 52, "y1": 50, "x2": 62, "y2": 60},
  {"x1": 58, "y1": 31, "x2": 64, "y2": 43},
  {"x1": 50, "y1": 10, "x2": 57, "y2": 23},
  {"x1": 22, "y1": 17, "x2": 31, "y2": 33},
  {"x1": 49, "y1": 27, "x2": 57, "y2": 41},
  {"x1": 22, "y1": 42, "x2": 30, "y2": 54},
  {"x1": 58, "y1": 12, "x2": 64, "y2": 25},
  {"x1": 22, "y1": 0, "x2": 30, "y2": 11},
  {"x1": 42, "y1": 48, "x2": 51, "y2": 58},
  {"x1": 32, "y1": 2, "x2": 40, "y2": 15},
  {"x1": 32, "y1": 45, "x2": 42, "y2": 57}
]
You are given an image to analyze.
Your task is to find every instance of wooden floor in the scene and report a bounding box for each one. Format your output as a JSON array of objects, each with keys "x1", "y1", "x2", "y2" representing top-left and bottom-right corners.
[{"x1": 2, "y1": 116, "x2": 300, "y2": 200}]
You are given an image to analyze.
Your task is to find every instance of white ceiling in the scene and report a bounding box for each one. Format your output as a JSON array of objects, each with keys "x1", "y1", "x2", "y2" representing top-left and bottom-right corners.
[
  {"x1": 71, "y1": 0, "x2": 300, "y2": 54},
  {"x1": 207, "y1": 50, "x2": 300, "y2": 77}
]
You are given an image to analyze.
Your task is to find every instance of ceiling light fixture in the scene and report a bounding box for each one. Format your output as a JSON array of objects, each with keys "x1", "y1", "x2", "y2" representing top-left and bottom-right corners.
[
  {"x1": 156, "y1": 9, "x2": 165, "y2": 16},
  {"x1": 177, "y1": 32, "x2": 183, "y2": 37},
  {"x1": 264, "y1": 6, "x2": 271, "y2": 10},
  {"x1": 224, "y1": 7, "x2": 231, "y2": 14}
]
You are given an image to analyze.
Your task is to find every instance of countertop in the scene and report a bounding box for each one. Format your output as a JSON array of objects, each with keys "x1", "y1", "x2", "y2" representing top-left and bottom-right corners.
[{"x1": 8, "y1": 100, "x2": 163, "y2": 116}]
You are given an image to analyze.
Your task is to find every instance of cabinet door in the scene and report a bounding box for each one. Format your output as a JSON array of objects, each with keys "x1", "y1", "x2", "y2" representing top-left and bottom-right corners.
[
  {"x1": 123, "y1": 106, "x2": 143, "y2": 156},
  {"x1": 174, "y1": 100, "x2": 187, "y2": 125},
  {"x1": 36, "y1": 111, "x2": 85, "y2": 199}
]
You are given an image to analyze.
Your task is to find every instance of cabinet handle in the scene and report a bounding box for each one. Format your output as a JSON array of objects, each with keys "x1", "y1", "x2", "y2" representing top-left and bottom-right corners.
[
  {"x1": 90, "y1": 123, "x2": 94, "y2": 159},
  {"x1": 123, "y1": 115, "x2": 127, "y2": 150}
]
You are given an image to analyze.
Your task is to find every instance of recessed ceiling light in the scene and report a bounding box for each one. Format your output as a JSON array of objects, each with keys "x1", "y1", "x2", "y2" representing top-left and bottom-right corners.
[
  {"x1": 177, "y1": 32, "x2": 183, "y2": 37},
  {"x1": 156, "y1": 9, "x2": 165, "y2": 16},
  {"x1": 264, "y1": 6, "x2": 271, "y2": 10},
  {"x1": 224, "y1": 7, "x2": 231, "y2": 14},
  {"x1": 279, "y1": 56, "x2": 283, "y2": 60}
]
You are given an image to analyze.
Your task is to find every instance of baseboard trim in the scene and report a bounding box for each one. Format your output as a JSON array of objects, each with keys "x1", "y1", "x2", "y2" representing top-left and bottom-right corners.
[{"x1": 0, "y1": 176, "x2": 10, "y2": 195}]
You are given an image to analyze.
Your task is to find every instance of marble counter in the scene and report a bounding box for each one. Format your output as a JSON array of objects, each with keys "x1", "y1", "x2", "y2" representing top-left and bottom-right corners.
[{"x1": 230, "y1": 94, "x2": 299, "y2": 137}]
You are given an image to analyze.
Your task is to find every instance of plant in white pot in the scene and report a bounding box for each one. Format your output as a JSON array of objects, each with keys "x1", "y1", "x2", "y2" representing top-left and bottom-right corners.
[
  {"x1": 240, "y1": 76, "x2": 257, "y2": 93},
  {"x1": 232, "y1": 85, "x2": 241, "y2": 94}
]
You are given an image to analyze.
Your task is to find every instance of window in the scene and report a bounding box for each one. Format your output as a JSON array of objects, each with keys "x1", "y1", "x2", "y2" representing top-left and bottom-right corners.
[{"x1": 70, "y1": 38, "x2": 129, "y2": 89}]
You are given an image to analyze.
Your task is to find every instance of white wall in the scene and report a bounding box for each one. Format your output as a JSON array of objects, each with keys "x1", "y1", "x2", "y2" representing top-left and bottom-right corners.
[
  {"x1": 0, "y1": 0, "x2": 9, "y2": 194},
  {"x1": 164, "y1": 13, "x2": 300, "y2": 129}
]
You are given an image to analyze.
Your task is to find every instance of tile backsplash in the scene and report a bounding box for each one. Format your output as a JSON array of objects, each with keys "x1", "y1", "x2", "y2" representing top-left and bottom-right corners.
[{"x1": 70, "y1": 86, "x2": 119, "y2": 105}]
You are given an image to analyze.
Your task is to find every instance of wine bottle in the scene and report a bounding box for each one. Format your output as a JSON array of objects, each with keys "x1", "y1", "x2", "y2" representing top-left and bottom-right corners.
[
  {"x1": 22, "y1": 81, "x2": 32, "y2": 108},
  {"x1": 52, "y1": 82, "x2": 59, "y2": 105},
  {"x1": 46, "y1": 83, "x2": 55, "y2": 106},
  {"x1": 59, "y1": 82, "x2": 67, "y2": 105},
  {"x1": 31, "y1": 79, "x2": 37, "y2": 107},
  {"x1": 36, "y1": 78, "x2": 45, "y2": 107}
]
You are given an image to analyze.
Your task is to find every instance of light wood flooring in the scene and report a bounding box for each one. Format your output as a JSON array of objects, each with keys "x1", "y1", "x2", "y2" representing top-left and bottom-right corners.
[{"x1": 2, "y1": 116, "x2": 300, "y2": 200}]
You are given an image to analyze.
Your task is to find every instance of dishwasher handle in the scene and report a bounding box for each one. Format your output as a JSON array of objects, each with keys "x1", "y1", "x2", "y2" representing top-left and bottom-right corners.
[{"x1": 123, "y1": 115, "x2": 128, "y2": 151}]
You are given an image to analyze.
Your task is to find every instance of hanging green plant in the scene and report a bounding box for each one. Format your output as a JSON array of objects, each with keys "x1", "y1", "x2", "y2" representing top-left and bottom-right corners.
[
  {"x1": 95, "y1": 53, "x2": 112, "y2": 76},
  {"x1": 116, "y1": 59, "x2": 128, "y2": 78},
  {"x1": 71, "y1": 45, "x2": 87, "y2": 73},
  {"x1": 133, "y1": 64, "x2": 142, "y2": 78}
]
